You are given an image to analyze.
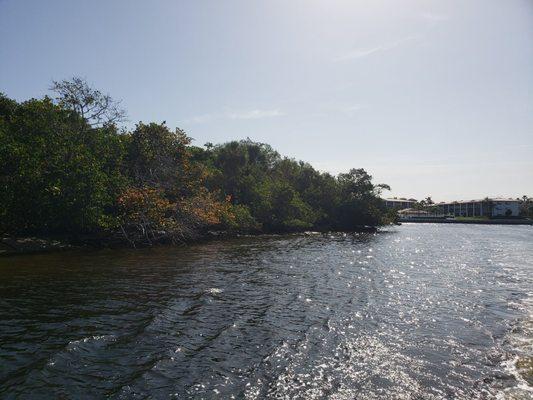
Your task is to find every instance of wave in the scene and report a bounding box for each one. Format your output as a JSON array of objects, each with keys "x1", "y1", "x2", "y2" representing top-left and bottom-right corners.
[{"x1": 497, "y1": 295, "x2": 533, "y2": 399}]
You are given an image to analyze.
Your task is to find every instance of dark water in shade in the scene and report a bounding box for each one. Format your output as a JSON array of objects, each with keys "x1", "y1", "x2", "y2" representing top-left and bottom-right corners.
[{"x1": 0, "y1": 224, "x2": 532, "y2": 399}]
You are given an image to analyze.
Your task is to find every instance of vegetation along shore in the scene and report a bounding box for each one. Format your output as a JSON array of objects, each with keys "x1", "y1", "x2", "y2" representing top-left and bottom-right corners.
[{"x1": 0, "y1": 78, "x2": 396, "y2": 252}]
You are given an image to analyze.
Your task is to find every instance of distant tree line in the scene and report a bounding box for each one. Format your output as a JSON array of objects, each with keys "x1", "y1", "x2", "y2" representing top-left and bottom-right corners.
[
  {"x1": 0, "y1": 78, "x2": 395, "y2": 246},
  {"x1": 412, "y1": 196, "x2": 440, "y2": 214}
]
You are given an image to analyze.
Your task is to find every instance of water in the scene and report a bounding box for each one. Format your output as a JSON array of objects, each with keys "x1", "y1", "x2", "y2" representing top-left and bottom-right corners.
[{"x1": 0, "y1": 224, "x2": 532, "y2": 399}]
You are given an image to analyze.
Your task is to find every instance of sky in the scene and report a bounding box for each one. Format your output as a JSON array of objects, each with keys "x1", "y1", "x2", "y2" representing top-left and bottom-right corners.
[{"x1": 1, "y1": 0, "x2": 532, "y2": 201}]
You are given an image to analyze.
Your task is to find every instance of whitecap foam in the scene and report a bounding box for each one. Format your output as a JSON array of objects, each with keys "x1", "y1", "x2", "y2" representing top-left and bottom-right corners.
[
  {"x1": 66, "y1": 334, "x2": 116, "y2": 351},
  {"x1": 497, "y1": 295, "x2": 533, "y2": 399}
]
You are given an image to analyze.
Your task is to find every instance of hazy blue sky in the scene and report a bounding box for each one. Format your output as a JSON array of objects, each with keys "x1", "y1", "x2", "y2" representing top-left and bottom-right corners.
[{"x1": 1, "y1": 0, "x2": 532, "y2": 201}]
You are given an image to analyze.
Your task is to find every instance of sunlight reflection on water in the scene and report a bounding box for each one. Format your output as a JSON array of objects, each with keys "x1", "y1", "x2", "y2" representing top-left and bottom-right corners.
[{"x1": 0, "y1": 224, "x2": 532, "y2": 399}]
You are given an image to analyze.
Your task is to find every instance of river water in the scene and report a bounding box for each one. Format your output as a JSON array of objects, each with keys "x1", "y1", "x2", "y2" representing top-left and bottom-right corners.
[{"x1": 0, "y1": 224, "x2": 532, "y2": 399}]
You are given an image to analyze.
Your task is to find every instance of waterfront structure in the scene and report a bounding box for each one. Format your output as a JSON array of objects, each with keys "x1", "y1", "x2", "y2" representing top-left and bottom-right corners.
[
  {"x1": 384, "y1": 198, "x2": 417, "y2": 209},
  {"x1": 436, "y1": 198, "x2": 520, "y2": 217},
  {"x1": 397, "y1": 208, "x2": 448, "y2": 221}
]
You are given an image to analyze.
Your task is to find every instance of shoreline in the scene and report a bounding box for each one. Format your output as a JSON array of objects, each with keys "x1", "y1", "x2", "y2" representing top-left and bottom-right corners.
[
  {"x1": 0, "y1": 226, "x2": 381, "y2": 257},
  {"x1": 398, "y1": 218, "x2": 533, "y2": 225},
  {"x1": 3, "y1": 220, "x2": 530, "y2": 257}
]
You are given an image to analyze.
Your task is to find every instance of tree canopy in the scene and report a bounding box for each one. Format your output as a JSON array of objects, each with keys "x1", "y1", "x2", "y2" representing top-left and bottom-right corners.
[{"x1": 0, "y1": 79, "x2": 394, "y2": 245}]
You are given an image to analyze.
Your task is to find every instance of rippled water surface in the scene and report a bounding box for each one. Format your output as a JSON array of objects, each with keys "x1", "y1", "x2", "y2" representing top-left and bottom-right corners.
[{"x1": 1, "y1": 224, "x2": 532, "y2": 399}]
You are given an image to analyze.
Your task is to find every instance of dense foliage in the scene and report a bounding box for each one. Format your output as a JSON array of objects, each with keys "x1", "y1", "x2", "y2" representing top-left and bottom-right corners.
[{"x1": 0, "y1": 80, "x2": 394, "y2": 245}]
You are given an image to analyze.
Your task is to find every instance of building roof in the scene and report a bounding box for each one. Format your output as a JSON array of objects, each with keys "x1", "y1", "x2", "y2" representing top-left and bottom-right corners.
[
  {"x1": 397, "y1": 208, "x2": 430, "y2": 215},
  {"x1": 383, "y1": 198, "x2": 417, "y2": 202},
  {"x1": 437, "y1": 198, "x2": 520, "y2": 205}
]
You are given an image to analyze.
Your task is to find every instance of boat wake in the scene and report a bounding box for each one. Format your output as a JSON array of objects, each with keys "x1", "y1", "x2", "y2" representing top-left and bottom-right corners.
[{"x1": 497, "y1": 295, "x2": 533, "y2": 399}]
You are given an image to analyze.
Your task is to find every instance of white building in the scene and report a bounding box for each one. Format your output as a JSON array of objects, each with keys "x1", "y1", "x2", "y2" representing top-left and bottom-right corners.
[
  {"x1": 397, "y1": 208, "x2": 447, "y2": 220},
  {"x1": 383, "y1": 198, "x2": 417, "y2": 209},
  {"x1": 437, "y1": 198, "x2": 520, "y2": 217}
]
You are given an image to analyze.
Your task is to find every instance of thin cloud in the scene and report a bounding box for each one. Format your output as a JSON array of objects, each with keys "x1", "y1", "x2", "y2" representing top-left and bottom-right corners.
[
  {"x1": 184, "y1": 109, "x2": 285, "y2": 124},
  {"x1": 337, "y1": 45, "x2": 385, "y2": 60},
  {"x1": 342, "y1": 104, "x2": 365, "y2": 116},
  {"x1": 335, "y1": 35, "x2": 418, "y2": 61},
  {"x1": 184, "y1": 113, "x2": 218, "y2": 124},
  {"x1": 228, "y1": 109, "x2": 285, "y2": 120},
  {"x1": 421, "y1": 12, "x2": 449, "y2": 22}
]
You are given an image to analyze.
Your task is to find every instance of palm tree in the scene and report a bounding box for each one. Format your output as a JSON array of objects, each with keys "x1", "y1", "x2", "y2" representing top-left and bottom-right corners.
[{"x1": 481, "y1": 197, "x2": 493, "y2": 218}]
